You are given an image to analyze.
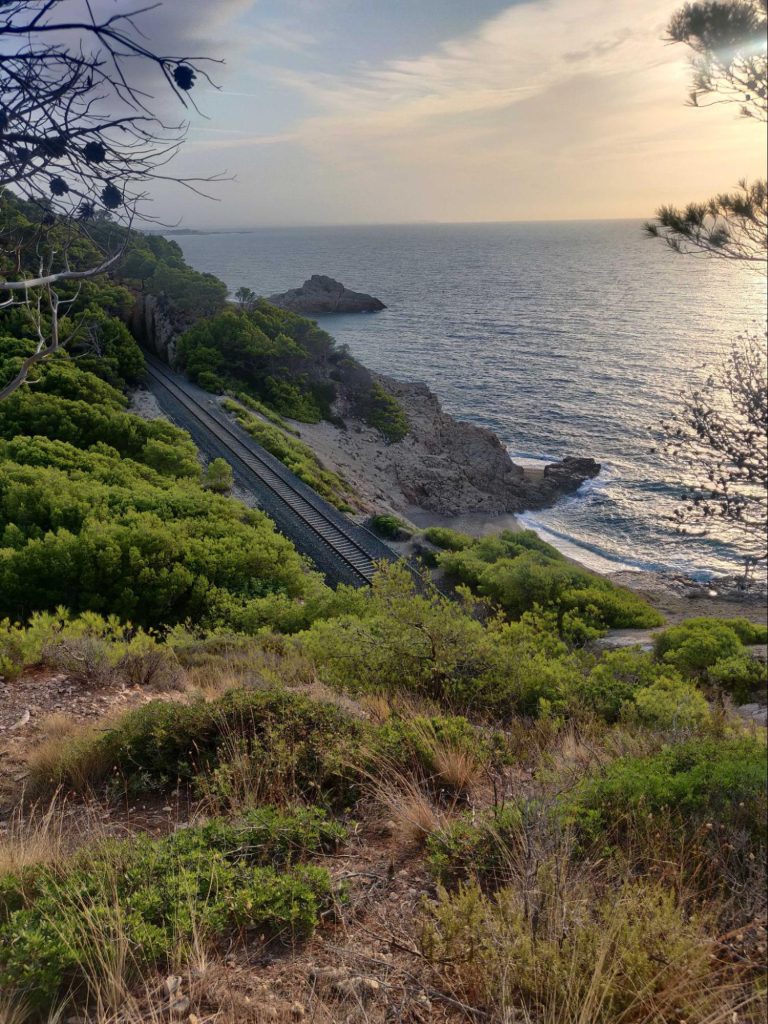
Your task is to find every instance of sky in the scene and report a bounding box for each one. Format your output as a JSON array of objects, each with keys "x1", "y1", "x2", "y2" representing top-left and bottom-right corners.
[{"x1": 136, "y1": 0, "x2": 767, "y2": 228}]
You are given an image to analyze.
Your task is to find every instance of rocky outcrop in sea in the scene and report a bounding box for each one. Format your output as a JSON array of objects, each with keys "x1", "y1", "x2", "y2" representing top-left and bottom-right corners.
[{"x1": 268, "y1": 275, "x2": 386, "y2": 315}]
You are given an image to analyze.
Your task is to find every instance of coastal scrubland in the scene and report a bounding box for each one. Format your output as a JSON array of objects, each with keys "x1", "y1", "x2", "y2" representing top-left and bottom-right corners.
[{"x1": 0, "y1": 190, "x2": 766, "y2": 1023}]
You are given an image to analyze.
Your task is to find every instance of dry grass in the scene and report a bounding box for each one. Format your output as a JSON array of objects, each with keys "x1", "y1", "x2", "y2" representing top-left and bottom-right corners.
[
  {"x1": 365, "y1": 759, "x2": 447, "y2": 849},
  {"x1": 0, "y1": 795, "x2": 69, "y2": 876},
  {"x1": 22, "y1": 714, "x2": 112, "y2": 798}
]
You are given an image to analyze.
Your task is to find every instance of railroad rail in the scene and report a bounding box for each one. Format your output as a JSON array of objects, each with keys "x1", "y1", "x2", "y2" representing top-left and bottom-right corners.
[{"x1": 143, "y1": 353, "x2": 400, "y2": 587}]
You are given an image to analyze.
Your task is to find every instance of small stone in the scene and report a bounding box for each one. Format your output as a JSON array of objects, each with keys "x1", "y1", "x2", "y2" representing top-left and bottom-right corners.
[
  {"x1": 164, "y1": 975, "x2": 182, "y2": 997},
  {"x1": 170, "y1": 996, "x2": 191, "y2": 1017},
  {"x1": 188, "y1": 1016, "x2": 200, "y2": 1024},
  {"x1": 332, "y1": 976, "x2": 381, "y2": 1002}
]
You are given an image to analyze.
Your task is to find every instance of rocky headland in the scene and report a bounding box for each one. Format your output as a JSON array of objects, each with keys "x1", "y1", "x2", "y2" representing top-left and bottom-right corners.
[
  {"x1": 268, "y1": 275, "x2": 386, "y2": 315},
  {"x1": 284, "y1": 373, "x2": 599, "y2": 519}
]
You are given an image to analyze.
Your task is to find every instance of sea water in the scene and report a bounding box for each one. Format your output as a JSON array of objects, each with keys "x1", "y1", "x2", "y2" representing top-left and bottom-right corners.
[{"x1": 176, "y1": 220, "x2": 765, "y2": 580}]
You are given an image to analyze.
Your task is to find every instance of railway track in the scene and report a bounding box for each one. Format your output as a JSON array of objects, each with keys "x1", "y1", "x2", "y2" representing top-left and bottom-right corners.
[{"x1": 143, "y1": 354, "x2": 398, "y2": 587}]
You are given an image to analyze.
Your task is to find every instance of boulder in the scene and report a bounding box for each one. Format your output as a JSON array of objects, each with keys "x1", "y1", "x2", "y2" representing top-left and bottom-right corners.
[{"x1": 268, "y1": 275, "x2": 386, "y2": 315}]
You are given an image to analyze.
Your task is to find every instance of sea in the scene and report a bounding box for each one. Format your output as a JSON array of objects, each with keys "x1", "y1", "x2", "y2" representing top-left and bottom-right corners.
[{"x1": 175, "y1": 220, "x2": 766, "y2": 582}]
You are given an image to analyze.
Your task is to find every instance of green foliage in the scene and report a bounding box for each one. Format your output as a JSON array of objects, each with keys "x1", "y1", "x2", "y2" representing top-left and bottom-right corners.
[
  {"x1": 300, "y1": 563, "x2": 581, "y2": 718},
  {"x1": 420, "y1": 880, "x2": 720, "y2": 1022},
  {"x1": 369, "y1": 514, "x2": 412, "y2": 540},
  {"x1": 224, "y1": 400, "x2": 354, "y2": 511},
  {"x1": 36, "y1": 688, "x2": 366, "y2": 803},
  {"x1": 202, "y1": 457, "x2": 234, "y2": 494},
  {"x1": 707, "y1": 651, "x2": 767, "y2": 702},
  {"x1": 436, "y1": 530, "x2": 662, "y2": 634},
  {"x1": 360, "y1": 381, "x2": 409, "y2": 442},
  {"x1": 0, "y1": 368, "x2": 327, "y2": 628},
  {"x1": 576, "y1": 648, "x2": 664, "y2": 721},
  {"x1": 0, "y1": 810, "x2": 338, "y2": 1012},
  {"x1": 566, "y1": 736, "x2": 767, "y2": 844},
  {"x1": 149, "y1": 265, "x2": 228, "y2": 319},
  {"x1": 426, "y1": 806, "x2": 523, "y2": 888},
  {"x1": 0, "y1": 609, "x2": 175, "y2": 685},
  {"x1": 653, "y1": 616, "x2": 767, "y2": 699},
  {"x1": 422, "y1": 526, "x2": 475, "y2": 551},
  {"x1": 177, "y1": 307, "x2": 334, "y2": 423},
  {"x1": 631, "y1": 676, "x2": 711, "y2": 730},
  {"x1": 371, "y1": 714, "x2": 499, "y2": 782},
  {"x1": 654, "y1": 618, "x2": 744, "y2": 676}
]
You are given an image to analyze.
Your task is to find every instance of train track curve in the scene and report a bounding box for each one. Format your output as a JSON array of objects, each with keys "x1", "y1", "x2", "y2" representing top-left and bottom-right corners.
[{"x1": 143, "y1": 353, "x2": 400, "y2": 587}]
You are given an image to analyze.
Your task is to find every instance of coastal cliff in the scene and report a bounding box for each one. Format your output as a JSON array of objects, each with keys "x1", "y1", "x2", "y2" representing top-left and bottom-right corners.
[{"x1": 282, "y1": 372, "x2": 599, "y2": 518}]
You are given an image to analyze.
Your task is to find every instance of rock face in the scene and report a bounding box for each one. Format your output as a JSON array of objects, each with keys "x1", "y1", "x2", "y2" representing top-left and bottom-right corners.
[
  {"x1": 268, "y1": 275, "x2": 386, "y2": 315},
  {"x1": 292, "y1": 373, "x2": 601, "y2": 518}
]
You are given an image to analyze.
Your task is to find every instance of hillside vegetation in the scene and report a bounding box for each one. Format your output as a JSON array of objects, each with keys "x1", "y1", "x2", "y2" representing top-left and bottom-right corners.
[{"x1": 0, "y1": 191, "x2": 766, "y2": 1023}]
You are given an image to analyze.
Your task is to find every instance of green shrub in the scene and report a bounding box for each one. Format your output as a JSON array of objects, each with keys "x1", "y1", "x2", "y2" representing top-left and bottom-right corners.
[
  {"x1": 202, "y1": 457, "x2": 234, "y2": 493},
  {"x1": 426, "y1": 805, "x2": 522, "y2": 888},
  {"x1": 719, "y1": 617, "x2": 768, "y2": 645},
  {"x1": 370, "y1": 714, "x2": 502, "y2": 787},
  {"x1": 575, "y1": 648, "x2": 666, "y2": 722},
  {"x1": 420, "y1": 881, "x2": 723, "y2": 1021},
  {"x1": 654, "y1": 618, "x2": 743, "y2": 677},
  {"x1": 436, "y1": 532, "x2": 662, "y2": 634},
  {"x1": 0, "y1": 810, "x2": 337, "y2": 1012},
  {"x1": 708, "y1": 651, "x2": 767, "y2": 702},
  {"x1": 565, "y1": 736, "x2": 767, "y2": 845},
  {"x1": 632, "y1": 676, "x2": 711, "y2": 730},
  {"x1": 370, "y1": 514, "x2": 412, "y2": 540},
  {"x1": 31, "y1": 688, "x2": 365, "y2": 804},
  {"x1": 361, "y1": 382, "x2": 409, "y2": 443},
  {"x1": 223, "y1": 400, "x2": 353, "y2": 510},
  {"x1": 300, "y1": 564, "x2": 582, "y2": 718},
  {"x1": 422, "y1": 526, "x2": 474, "y2": 551}
]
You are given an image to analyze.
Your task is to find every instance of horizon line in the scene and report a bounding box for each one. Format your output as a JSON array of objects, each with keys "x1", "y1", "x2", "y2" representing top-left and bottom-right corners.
[{"x1": 151, "y1": 214, "x2": 653, "y2": 234}]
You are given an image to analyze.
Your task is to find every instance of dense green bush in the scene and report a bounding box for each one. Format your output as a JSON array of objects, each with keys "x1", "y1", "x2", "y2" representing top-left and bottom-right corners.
[
  {"x1": 435, "y1": 530, "x2": 662, "y2": 634},
  {"x1": 0, "y1": 810, "x2": 338, "y2": 1012},
  {"x1": 370, "y1": 513, "x2": 412, "y2": 540},
  {"x1": 361, "y1": 381, "x2": 409, "y2": 442},
  {"x1": 299, "y1": 564, "x2": 583, "y2": 718},
  {"x1": 565, "y1": 736, "x2": 767, "y2": 844},
  {"x1": 654, "y1": 618, "x2": 744, "y2": 676},
  {"x1": 422, "y1": 526, "x2": 475, "y2": 551},
  {"x1": 631, "y1": 676, "x2": 711, "y2": 730},
  {"x1": 653, "y1": 616, "x2": 767, "y2": 700},
  {"x1": 202, "y1": 457, "x2": 234, "y2": 493},
  {"x1": 0, "y1": 382, "x2": 327, "y2": 627}
]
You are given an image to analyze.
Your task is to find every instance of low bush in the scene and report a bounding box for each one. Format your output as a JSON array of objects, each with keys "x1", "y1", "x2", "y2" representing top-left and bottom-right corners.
[
  {"x1": 0, "y1": 610, "x2": 178, "y2": 687},
  {"x1": 631, "y1": 675, "x2": 711, "y2": 730},
  {"x1": 422, "y1": 526, "x2": 474, "y2": 551},
  {"x1": 654, "y1": 618, "x2": 744, "y2": 677},
  {"x1": 28, "y1": 688, "x2": 365, "y2": 805},
  {"x1": 426, "y1": 805, "x2": 523, "y2": 888},
  {"x1": 435, "y1": 530, "x2": 662, "y2": 634},
  {"x1": 369, "y1": 514, "x2": 412, "y2": 540},
  {"x1": 359, "y1": 381, "x2": 409, "y2": 443},
  {"x1": 654, "y1": 617, "x2": 768, "y2": 700},
  {"x1": 565, "y1": 736, "x2": 766, "y2": 845},
  {"x1": 371, "y1": 714, "x2": 499, "y2": 795},
  {"x1": 0, "y1": 809, "x2": 338, "y2": 1013},
  {"x1": 708, "y1": 651, "x2": 767, "y2": 702},
  {"x1": 420, "y1": 880, "x2": 730, "y2": 1022}
]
